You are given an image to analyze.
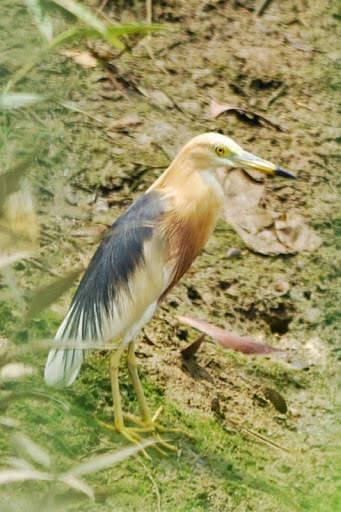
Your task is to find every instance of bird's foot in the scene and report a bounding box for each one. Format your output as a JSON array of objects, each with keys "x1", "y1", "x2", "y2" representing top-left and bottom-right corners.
[
  {"x1": 98, "y1": 416, "x2": 175, "y2": 457},
  {"x1": 124, "y1": 406, "x2": 194, "y2": 444}
]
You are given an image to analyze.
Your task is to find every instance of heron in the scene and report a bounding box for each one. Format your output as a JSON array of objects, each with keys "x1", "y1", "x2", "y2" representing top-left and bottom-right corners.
[{"x1": 45, "y1": 132, "x2": 296, "y2": 452}]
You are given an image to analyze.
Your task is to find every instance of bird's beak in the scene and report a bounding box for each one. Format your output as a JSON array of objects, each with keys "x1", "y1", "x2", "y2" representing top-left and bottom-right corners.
[{"x1": 232, "y1": 150, "x2": 297, "y2": 179}]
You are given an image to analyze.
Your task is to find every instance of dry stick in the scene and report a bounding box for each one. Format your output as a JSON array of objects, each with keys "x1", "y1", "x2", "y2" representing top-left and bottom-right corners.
[
  {"x1": 138, "y1": 458, "x2": 162, "y2": 512},
  {"x1": 226, "y1": 417, "x2": 291, "y2": 453},
  {"x1": 257, "y1": 0, "x2": 274, "y2": 17},
  {"x1": 146, "y1": 0, "x2": 152, "y2": 24},
  {"x1": 99, "y1": 0, "x2": 109, "y2": 11},
  {"x1": 142, "y1": 0, "x2": 154, "y2": 59},
  {"x1": 267, "y1": 84, "x2": 287, "y2": 108}
]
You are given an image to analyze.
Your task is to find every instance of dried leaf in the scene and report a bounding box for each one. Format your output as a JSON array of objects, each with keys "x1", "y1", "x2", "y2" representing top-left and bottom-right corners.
[
  {"x1": 60, "y1": 49, "x2": 98, "y2": 68},
  {"x1": 107, "y1": 113, "x2": 142, "y2": 131},
  {"x1": 181, "y1": 335, "x2": 205, "y2": 359},
  {"x1": 275, "y1": 213, "x2": 322, "y2": 252},
  {"x1": 178, "y1": 316, "x2": 283, "y2": 355},
  {"x1": 140, "y1": 89, "x2": 173, "y2": 108},
  {"x1": 217, "y1": 169, "x2": 321, "y2": 255},
  {"x1": 209, "y1": 99, "x2": 286, "y2": 132},
  {"x1": 263, "y1": 387, "x2": 288, "y2": 413},
  {"x1": 284, "y1": 35, "x2": 315, "y2": 52},
  {"x1": 13, "y1": 433, "x2": 51, "y2": 468}
]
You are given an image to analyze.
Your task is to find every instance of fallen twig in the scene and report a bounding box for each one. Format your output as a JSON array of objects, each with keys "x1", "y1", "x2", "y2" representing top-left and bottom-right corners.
[{"x1": 257, "y1": 0, "x2": 274, "y2": 17}]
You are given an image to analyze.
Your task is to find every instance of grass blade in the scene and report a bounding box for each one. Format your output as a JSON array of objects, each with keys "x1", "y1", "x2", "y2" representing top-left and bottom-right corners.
[
  {"x1": 0, "y1": 469, "x2": 52, "y2": 485},
  {"x1": 5, "y1": 457, "x2": 35, "y2": 471},
  {"x1": 0, "y1": 417, "x2": 20, "y2": 429},
  {"x1": 13, "y1": 433, "x2": 51, "y2": 468},
  {"x1": 64, "y1": 439, "x2": 156, "y2": 477},
  {"x1": 0, "y1": 153, "x2": 36, "y2": 206},
  {"x1": 25, "y1": 0, "x2": 53, "y2": 42},
  {"x1": 0, "y1": 93, "x2": 44, "y2": 110},
  {"x1": 58, "y1": 474, "x2": 94, "y2": 500},
  {"x1": 51, "y1": 0, "x2": 107, "y2": 34}
]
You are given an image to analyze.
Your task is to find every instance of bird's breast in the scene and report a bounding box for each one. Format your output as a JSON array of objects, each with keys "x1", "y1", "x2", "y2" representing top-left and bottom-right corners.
[{"x1": 158, "y1": 170, "x2": 223, "y2": 295}]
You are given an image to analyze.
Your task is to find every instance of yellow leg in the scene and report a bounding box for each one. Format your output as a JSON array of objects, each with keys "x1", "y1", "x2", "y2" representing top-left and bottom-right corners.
[
  {"x1": 108, "y1": 344, "x2": 146, "y2": 449},
  {"x1": 109, "y1": 344, "x2": 126, "y2": 431},
  {"x1": 127, "y1": 342, "x2": 177, "y2": 452},
  {"x1": 127, "y1": 341, "x2": 152, "y2": 424}
]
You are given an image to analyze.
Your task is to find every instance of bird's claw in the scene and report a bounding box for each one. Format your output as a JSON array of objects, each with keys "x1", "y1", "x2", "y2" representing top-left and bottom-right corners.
[{"x1": 98, "y1": 416, "x2": 177, "y2": 456}]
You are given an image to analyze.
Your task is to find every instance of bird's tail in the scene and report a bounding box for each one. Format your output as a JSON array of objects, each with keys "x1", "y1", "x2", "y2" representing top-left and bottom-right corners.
[
  {"x1": 44, "y1": 305, "x2": 87, "y2": 387},
  {"x1": 44, "y1": 347, "x2": 85, "y2": 387}
]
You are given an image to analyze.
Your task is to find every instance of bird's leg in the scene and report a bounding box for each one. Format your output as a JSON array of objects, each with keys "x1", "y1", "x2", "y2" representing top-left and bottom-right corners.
[
  {"x1": 126, "y1": 342, "x2": 177, "y2": 452},
  {"x1": 108, "y1": 344, "x2": 144, "y2": 447},
  {"x1": 127, "y1": 341, "x2": 152, "y2": 424}
]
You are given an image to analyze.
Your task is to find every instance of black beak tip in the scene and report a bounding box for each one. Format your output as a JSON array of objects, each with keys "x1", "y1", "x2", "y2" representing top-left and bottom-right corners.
[{"x1": 275, "y1": 166, "x2": 297, "y2": 179}]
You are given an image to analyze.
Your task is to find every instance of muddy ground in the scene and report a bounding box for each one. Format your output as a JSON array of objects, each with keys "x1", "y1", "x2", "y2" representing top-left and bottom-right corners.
[{"x1": 0, "y1": 1, "x2": 340, "y2": 511}]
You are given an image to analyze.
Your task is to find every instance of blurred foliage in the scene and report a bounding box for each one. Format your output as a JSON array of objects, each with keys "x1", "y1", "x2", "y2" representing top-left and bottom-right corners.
[{"x1": 0, "y1": 0, "x2": 162, "y2": 508}]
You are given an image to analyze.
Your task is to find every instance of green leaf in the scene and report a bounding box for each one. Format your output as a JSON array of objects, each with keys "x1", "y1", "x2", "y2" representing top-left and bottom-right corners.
[
  {"x1": 26, "y1": 269, "x2": 83, "y2": 320},
  {"x1": 0, "y1": 152, "x2": 36, "y2": 206},
  {"x1": 51, "y1": 0, "x2": 107, "y2": 34}
]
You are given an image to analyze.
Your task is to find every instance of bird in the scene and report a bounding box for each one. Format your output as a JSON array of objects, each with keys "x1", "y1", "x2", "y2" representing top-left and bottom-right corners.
[{"x1": 44, "y1": 132, "x2": 296, "y2": 451}]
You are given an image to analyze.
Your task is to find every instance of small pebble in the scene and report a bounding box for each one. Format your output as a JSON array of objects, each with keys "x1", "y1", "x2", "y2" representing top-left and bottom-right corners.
[
  {"x1": 275, "y1": 281, "x2": 290, "y2": 294},
  {"x1": 304, "y1": 308, "x2": 321, "y2": 323},
  {"x1": 226, "y1": 248, "x2": 241, "y2": 259}
]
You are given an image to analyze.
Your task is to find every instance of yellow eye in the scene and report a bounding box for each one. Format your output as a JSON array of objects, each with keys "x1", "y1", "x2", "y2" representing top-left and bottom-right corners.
[{"x1": 215, "y1": 145, "x2": 226, "y2": 157}]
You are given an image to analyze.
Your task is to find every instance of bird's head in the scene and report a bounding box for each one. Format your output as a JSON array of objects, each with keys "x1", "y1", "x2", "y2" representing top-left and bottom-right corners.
[{"x1": 179, "y1": 132, "x2": 297, "y2": 179}]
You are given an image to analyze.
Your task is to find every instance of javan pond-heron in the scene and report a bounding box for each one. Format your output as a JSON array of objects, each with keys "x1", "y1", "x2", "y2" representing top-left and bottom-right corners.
[{"x1": 45, "y1": 132, "x2": 296, "y2": 452}]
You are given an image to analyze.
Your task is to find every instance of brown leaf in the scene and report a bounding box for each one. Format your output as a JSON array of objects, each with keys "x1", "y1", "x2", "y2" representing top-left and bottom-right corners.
[
  {"x1": 107, "y1": 113, "x2": 142, "y2": 131},
  {"x1": 61, "y1": 49, "x2": 98, "y2": 68},
  {"x1": 209, "y1": 99, "x2": 287, "y2": 132},
  {"x1": 217, "y1": 169, "x2": 321, "y2": 255},
  {"x1": 181, "y1": 334, "x2": 205, "y2": 359},
  {"x1": 178, "y1": 316, "x2": 283, "y2": 355},
  {"x1": 275, "y1": 212, "x2": 322, "y2": 252},
  {"x1": 139, "y1": 89, "x2": 173, "y2": 108},
  {"x1": 284, "y1": 36, "x2": 315, "y2": 53},
  {"x1": 263, "y1": 387, "x2": 288, "y2": 413}
]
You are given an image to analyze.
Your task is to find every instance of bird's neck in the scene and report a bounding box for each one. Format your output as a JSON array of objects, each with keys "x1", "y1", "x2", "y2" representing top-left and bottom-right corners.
[
  {"x1": 150, "y1": 158, "x2": 224, "y2": 231},
  {"x1": 150, "y1": 155, "x2": 223, "y2": 202}
]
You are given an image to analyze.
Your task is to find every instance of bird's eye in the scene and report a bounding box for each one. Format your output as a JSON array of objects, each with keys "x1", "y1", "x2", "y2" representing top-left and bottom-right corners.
[{"x1": 215, "y1": 146, "x2": 226, "y2": 157}]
